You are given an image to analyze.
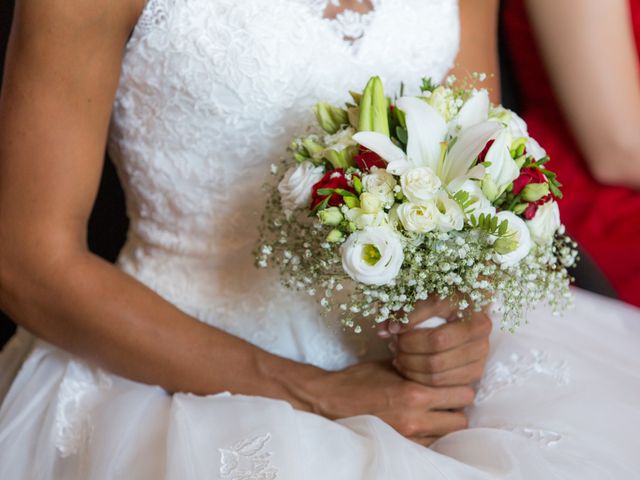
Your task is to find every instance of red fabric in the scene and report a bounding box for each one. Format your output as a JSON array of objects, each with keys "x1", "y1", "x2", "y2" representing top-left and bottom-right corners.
[{"x1": 503, "y1": 0, "x2": 640, "y2": 307}]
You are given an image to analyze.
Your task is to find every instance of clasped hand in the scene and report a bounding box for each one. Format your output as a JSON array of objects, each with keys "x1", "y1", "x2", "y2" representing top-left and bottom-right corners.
[{"x1": 380, "y1": 297, "x2": 492, "y2": 387}]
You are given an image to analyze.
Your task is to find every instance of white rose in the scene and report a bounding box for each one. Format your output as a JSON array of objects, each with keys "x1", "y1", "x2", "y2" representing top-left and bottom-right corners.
[
  {"x1": 401, "y1": 166, "x2": 442, "y2": 205},
  {"x1": 527, "y1": 201, "x2": 561, "y2": 245},
  {"x1": 396, "y1": 202, "x2": 439, "y2": 233},
  {"x1": 345, "y1": 207, "x2": 388, "y2": 230},
  {"x1": 493, "y1": 211, "x2": 533, "y2": 267},
  {"x1": 341, "y1": 226, "x2": 404, "y2": 286},
  {"x1": 278, "y1": 162, "x2": 324, "y2": 215},
  {"x1": 362, "y1": 169, "x2": 397, "y2": 208},
  {"x1": 434, "y1": 194, "x2": 464, "y2": 232}
]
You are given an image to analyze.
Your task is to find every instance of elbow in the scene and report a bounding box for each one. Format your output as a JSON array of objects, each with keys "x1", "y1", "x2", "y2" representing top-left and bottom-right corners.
[{"x1": 586, "y1": 138, "x2": 640, "y2": 188}]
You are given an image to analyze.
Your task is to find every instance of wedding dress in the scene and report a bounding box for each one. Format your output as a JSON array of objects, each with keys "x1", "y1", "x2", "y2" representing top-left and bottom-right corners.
[{"x1": 1, "y1": 0, "x2": 640, "y2": 478}]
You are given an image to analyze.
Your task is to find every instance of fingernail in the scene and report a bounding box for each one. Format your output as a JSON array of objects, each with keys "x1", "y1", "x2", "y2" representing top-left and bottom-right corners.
[
  {"x1": 377, "y1": 329, "x2": 391, "y2": 339},
  {"x1": 388, "y1": 341, "x2": 397, "y2": 353},
  {"x1": 388, "y1": 322, "x2": 401, "y2": 334}
]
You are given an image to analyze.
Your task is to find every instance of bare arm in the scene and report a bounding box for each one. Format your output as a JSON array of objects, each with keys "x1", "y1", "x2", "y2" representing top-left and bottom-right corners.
[
  {"x1": 525, "y1": 0, "x2": 640, "y2": 187},
  {"x1": 451, "y1": 0, "x2": 502, "y2": 103},
  {"x1": 0, "y1": 0, "x2": 321, "y2": 403}
]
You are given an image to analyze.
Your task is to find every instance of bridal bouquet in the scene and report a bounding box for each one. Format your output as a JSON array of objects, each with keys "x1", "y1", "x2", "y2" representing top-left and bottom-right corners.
[{"x1": 256, "y1": 76, "x2": 577, "y2": 331}]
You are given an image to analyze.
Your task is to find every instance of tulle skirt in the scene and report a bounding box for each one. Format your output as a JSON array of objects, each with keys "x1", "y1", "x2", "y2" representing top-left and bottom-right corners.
[{"x1": 1, "y1": 288, "x2": 640, "y2": 479}]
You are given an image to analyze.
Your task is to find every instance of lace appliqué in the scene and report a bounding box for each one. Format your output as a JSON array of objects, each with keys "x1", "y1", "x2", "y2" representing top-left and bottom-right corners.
[
  {"x1": 53, "y1": 361, "x2": 112, "y2": 457},
  {"x1": 219, "y1": 433, "x2": 278, "y2": 480},
  {"x1": 475, "y1": 349, "x2": 570, "y2": 403},
  {"x1": 502, "y1": 425, "x2": 563, "y2": 447}
]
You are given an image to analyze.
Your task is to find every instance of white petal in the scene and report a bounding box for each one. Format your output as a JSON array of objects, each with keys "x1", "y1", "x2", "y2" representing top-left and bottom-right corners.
[
  {"x1": 485, "y1": 130, "x2": 520, "y2": 189},
  {"x1": 396, "y1": 97, "x2": 447, "y2": 171},
  {"x1": 443, "y1": 121, "x2": 502, "y2": 185},
  {"x1": 353, "y1": 131, "x2": 407, "y2": 165},
  {"x1": 454, "y1": 89, "x2": 490, "y2": 131}
]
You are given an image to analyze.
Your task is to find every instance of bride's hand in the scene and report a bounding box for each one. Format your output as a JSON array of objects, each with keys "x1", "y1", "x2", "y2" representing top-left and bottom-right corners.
[
  {"x1": 381, "y1": 298, "x2": 492, "y2": 387},
  {"x1": 303, "y1": 361, "x2": 474, "y2": 446}
]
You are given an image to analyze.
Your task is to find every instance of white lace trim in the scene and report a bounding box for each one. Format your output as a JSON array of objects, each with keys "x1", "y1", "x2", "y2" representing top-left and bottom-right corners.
[
  {"x1": 53, "y1": 362, "x2": 112, "y2": 457},
  {"x1": 475, "y1": 349, "x2": 570, "y2": 404},
  {"x1": 219, "y1": 433, "x2": 278, "y2": 480}
]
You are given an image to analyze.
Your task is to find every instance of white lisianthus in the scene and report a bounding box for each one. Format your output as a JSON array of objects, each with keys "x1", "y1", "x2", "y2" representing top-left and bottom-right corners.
[
  {"x1": 492, "y1": 107, "x2": 547, "y2": 161},
  {"x1": 278, "y1": 161, "x2": 325, "y2": 215},
  {"x1": 344, "y1": 207, "x2": 387, "y2": 230},
  {"x1": 493, "y1": 211, "x2": 533, "y2": 267},
  {"x1": 396, "y1": 202, "x2": 439, "y2": 233},
  {"x1": 401, "y1": 166, "x2": 442, "y2": 205},
  {"x1": 526, "y1": 201, "x2": 561, "y2": 245},
  {"x1": 341, "y1": 226, "x2": 404, "y2": 286},
  {"x1": 362, "y1": 169, "x2": 397, "y2": 208},
  {"x1": 434, "y1": 193, "x2": 464, "y2": 232}
]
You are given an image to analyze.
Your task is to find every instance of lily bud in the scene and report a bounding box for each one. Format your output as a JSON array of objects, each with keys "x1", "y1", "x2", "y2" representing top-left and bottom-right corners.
[
  {"x1": 347, "y1": 106, "x2": 360, "y2": 129},
  {"x1": 521, "y1": 183, "x2": 549, "y2": 202},
  {"x1": 481, "y1": 175, "x2": 499, "y2": 202},
  {"x1": 326, "y1": 229, "x2": 345, "y2": 243},
  {"x1": 360, "y1": 192, "x2": 383, "y2": 214},
  {"x1": 318, "y1": 207, "x2": 344, "y2": 226},
  {"x1": 314, "y1": 102, "x2": 349, "y2": 134},
  {"x1": 358, "y1": 76, "x2": 390, "y2": 136},
  {"x1": 510, "y1": 137, "x2": 527, "y2": 159},
  {"x1": 494, "y1": 235, "x2": 519, "y2": 255},
  {"x1": 302, "y1": 138, "x2": 325, "y2": 157},
  {"x1": 323, "y1": 145, "x2": 357, "y2": 169}
]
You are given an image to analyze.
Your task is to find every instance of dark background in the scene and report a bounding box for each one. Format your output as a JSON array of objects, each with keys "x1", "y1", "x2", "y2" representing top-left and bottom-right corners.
[{"x1": 0, "y1": 1, "x2": 616, "y2": 349}]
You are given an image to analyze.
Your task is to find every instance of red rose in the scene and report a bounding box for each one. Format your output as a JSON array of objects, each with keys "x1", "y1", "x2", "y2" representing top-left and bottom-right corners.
[
  {"x1": 311, "y1": 169, "x2": 357, "y2": 209},
  {"x1": 354, "y1": 147, "x2": 387, "y2": 172},
  {"x1": 513, "y1": 167, "x2": 547, "y2": 195}
]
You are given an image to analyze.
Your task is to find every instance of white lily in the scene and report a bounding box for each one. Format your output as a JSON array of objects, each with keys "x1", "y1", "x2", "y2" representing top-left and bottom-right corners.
[{"x1": 353, "y1": 96, "x2": 501, "y2": 189}]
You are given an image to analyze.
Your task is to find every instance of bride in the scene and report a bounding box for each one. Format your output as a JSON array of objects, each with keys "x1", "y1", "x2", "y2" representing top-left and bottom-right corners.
[{"x1": 1, "y1": 0, "x2": 639, "y2": 478}]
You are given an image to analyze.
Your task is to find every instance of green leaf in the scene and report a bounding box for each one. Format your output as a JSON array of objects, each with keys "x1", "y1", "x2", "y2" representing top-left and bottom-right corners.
[
  {"x1": 316, "y1": 188, "x2": 335, "y2": 196},
  {"x1": 549, "y1": 182, "x2": 563, "y2": 199},
  {"x1": 335, "y1": 188, "x2": 357, "y2": 197},
  {"x1": 536, "y1": 156, "x2": 551, "y2": 166}
]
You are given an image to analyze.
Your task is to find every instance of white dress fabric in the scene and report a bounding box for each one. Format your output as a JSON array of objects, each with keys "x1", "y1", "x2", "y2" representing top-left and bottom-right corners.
[{"x1": 1, "y1": 0, "x2": 640, "y2": 478}]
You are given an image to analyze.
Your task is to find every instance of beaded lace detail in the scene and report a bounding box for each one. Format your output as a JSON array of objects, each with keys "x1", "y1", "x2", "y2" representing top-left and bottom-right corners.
[
  {"x1": 219, "y1": 433, "x2": 278, "y2": 480},
  {"x1": 475, "y1": 349, "x2": 571, "y2": 404}
]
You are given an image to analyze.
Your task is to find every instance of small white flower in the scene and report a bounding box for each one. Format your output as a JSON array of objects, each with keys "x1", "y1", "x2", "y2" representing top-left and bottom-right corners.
[
  {"x1": 396, "y1": 202, "x2": 439, "y2": 233},
  {"x1": 341, "y1": 226, "x2": 404, "y2": 286},
  {"x1": 278, "y1": 161, "x2": 324, "y2": 215},
  {"x1": 527, "y1": 201, "x2": 561, "y2": 245},
  {"x1": 493, "y1": 211, "x2": 532, "y2": 267},
  {"x1": 400, "y1": 166, "x2": 442, "y2": 205},
  {"x1": 362, "y1": 169, "x2": 397, "y2": 208}
]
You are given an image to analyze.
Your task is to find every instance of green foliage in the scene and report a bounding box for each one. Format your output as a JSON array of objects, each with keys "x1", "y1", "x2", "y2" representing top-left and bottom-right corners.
[
  {"x1": 420, "y1": 77, "x2": 438, "y2": 93},
  {"x1": 451, "y1": 190, "x2": 478, "y2": 214},
  {"x1": 469, "y1": 213, "x2": 510, "y2": 238}
]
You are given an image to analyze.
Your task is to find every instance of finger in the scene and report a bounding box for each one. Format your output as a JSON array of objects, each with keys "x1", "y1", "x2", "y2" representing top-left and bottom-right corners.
[
  {"x1": 398, "y1": 313, "x2": 492, "y2": 354},
  {"x1": 426, "y1": 385, "x2": 476, "y2": 410},
  {"x1": 400, "y1": 360, "x2": 486, "y2": 387},
  {"x1": 409, "y1": 436, "x2": 439, "y2": 447},
  {"x1": 396, "y1": 338, "x2": 490, "y2": 374},
  {"x1": 391, "y1": 409, "x2": 468, "y2": 437},
  {"x1": 420, "y1": 411, "x2": 469, "y2": 436},
  {"x1": 404, "y1": 297, "x2": 456, "y2": 331}
]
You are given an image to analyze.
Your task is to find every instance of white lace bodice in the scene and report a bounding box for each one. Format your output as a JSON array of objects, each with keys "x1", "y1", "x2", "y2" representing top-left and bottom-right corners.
[{"x1": 108, "y1": 0, "x2": 460, "y2": 369}]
